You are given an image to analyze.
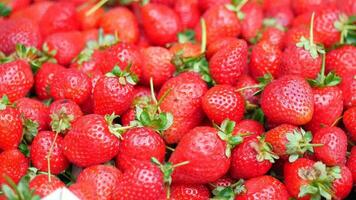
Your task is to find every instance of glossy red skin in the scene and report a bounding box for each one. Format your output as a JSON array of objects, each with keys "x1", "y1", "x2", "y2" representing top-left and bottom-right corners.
[
  {"x1": 209, "y1": 39, "x2": 248, "y2": 85},
  {"x1": 305, "y1": 86, "x2": 343, "y2": 133},
  {"x1": 116, "y1": 161, "x2": 164, "y2": 200},
  {"x1": 209, "y1": 176, "x2": 234, "y2": 190},
  {"x1": 336, "y1": 0, "x2": 356, "y2": 15},
  {"x1": 50, "y1": 69, "x2": 91, "y2": 105},
  {"x1": 99, "y1": 7, "x2": 139, "y2": 44},
  {"x1": 169, "y1": 42, "x2": 201, "y2": 58},
  {"x1": 69, "y1": 182, "x2": 98, "y2": 200},
  {"x1": 346, "y1": 147, "x2": 356, "y2": 183},
  {"x1": 338, "y1": 71, "x2": 356, "y2": 108},
  {"x1": 250, "y1": 40, "x2": 282, "y2": 80},
  {"x1": 39, "y1": 2, "x2": 79, "y2": 37},
  {"x1": 77, "y1": 165, "x2": 122, "y2": 200},
  {"x1": 158, "y1": 72, "x2": 208, "y2": 144},
  {"x1": 314, "y1": 7, "x2": 343, "y2": 47},
  {"x1": 326, "y1": 45, "x2": 356, "y2": 76},
  {"x1": 261, "y1": 75, "x2": 314, "y2": 125},
  {"x1": 292, "y1": 12, "x2": 312, "y2": 27},
  {"x1": 174, "y1": 0, "x2": 200, "y2": 29},
  {"x1": 202, "y1": 85, "x2": 245, "y2": 124},
  {"x1": 260, "y1": 27, "x2": 286, "y2": 49},
  {"x1": 141, "y1": 3, "x2": 181, "y2": 46},
  {"x1": 75, "y1": 3, "x2": 104, "y2": 31},
  {"x1": 35, "y1": 63, "x2": 65, "y2": 100},
  {"x1": 241, "y1": 2, "x2": 263, "y2": 40},
  {"x1": 235, "y1": 176, "x2": 290, "y2": 200},
  {"x1": 230, "y1": 137, "x2": 273, "y2": 179},
  {"x1": 15, "y1": 97, "x2": 50, "y2": 131},
  {"x1": 292, "y1": 0, "x2": 329, "y2": 15},
  {"x1": 29, "y1": 174, "x2": 65, "y2": 198},
  {"x1": 169, "y1": 127, "x2": 230, "y2": 184},
  {"x1": 332, "y1": 165, "x2": 353, "y2": 199},
  {"x1": 140, "y1": 47, "x2": 175, "y2": 87},
  {"x1": 63, "y1": 114, "x2": 120, "y2": 167},
  {"x1": 11, "y1": 1, "x2": 53, "y2": 23},
  {"x1": 4, "y1": 0, "x2": 30, "y2": 11},
  {"x1": 265, "y1": 124, "x2": 298, "y2": 158},
  {"x1": 234, "y1": 119, "x2": 264, "y2": 139},
  {"x1": 0, "y1": 107, "x2": 23, "y2": 150},
  {"x1": 116, "y1": 127, "x2": 166, "y2": 172},
  {"x1": 263, "y1": 0, "x2": 291, "y2": 13},
  {"x1": 283, "y1": 26, "x2": 322, "y2": 47},
  {"x1": 206, "y1": 37, "x2": 239, "y2": 59},
  {"x1": 49, "y1": 99, "x2": 83, "y2": 124},
  {"x1": 0, "y1": 18, "x2": 42, "y2": 55},
  {"x1": 313, "y1": 127, "x2": 347, "y2": 166},
  {"x1": 235, "y1": 75, "x2": 259, "y2": 105},
  {"x1": 266, "y1": 6, "x2": 294, "y2": 27},
  {"x1": 279, "y1": 45, "x2": 321, "y2": 79},
  {"x1": 167, "y1": 184, "x2": 210, "y2": 200},
  {"x1": 344, "y1": 107, "x2": 356, "y2": 142},
  {"x1": 195, "y1": 5, "x2": 240, "y2": 45},
  {"x1": 44, "y1": 31, "x2": 85, "y2": 65},
  {"x1": 30, "y1": 131, "x2": 69, "y2": 174},
  {"x1": 198, "y1": 0, "x2": 229, "y2": 11},
  {"x1": 0, "y1": 149, "x2": 28, "y2": 185}
]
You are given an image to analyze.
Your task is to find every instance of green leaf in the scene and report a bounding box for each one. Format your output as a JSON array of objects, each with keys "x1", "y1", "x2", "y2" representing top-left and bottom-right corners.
[
  {"x1": 177, "y1": 30, "x2": 196, "y2": 43},
  {"x1": 0, "y1": 3, "x2": 11, "y2": 16},
  {"x1": 2, "y1": 185, "x2": 16, "y2": 200}
]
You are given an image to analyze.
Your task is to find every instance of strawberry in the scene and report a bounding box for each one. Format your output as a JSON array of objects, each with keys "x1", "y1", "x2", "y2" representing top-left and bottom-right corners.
[
  {"x1": 312, "y1": 127, "x2": 347, "y2": 166},
  {"x1": 0, "y1": 60, "x2": 34, "y2": 102},
  {"x1": 209, "y1": 39, "x2": 248, "y2": 85},
  {"x1": 0, "y1": 149, "x2": 28, "y2": 185},
  {"x1": 29, "y1": 174, "x2": 65, "y2": 198},
  {"x1": 10, "y1": 1, "x2": 53, "y2": 23},
  {"x1": 283, "y1": 25, "x2": 321, "y2": 47},
  {"x1": 168, "y1": 184, "x2": 210, "y2": 200},
  {"x1": 140, "y1": 47, "x2": 175, "y2": 87},
  {"x1": 140, "y1": 3, "x2": 181, "y2": 46},
  {"x1": 265, "y1": 6, "x2": 294, "y2": 27},
  {"x1": 62, "y1": 114, "x2": 121, "y2": 167},
  {"x1": 69, "y1": 181, "x2": 98, "y2": 200},
  {"x1": 249, "y1": 40, "x2": 282, "y2": 80},
  {"x1": 174, "y1": 0, "x2": 200, "y2": 29},
  {"x1": 234, "y1": 119, "x2": 264, "y2": 139},
  {"x1": 346, "y1": 146, "x2": 356, "y2": 183},
  {"x1": 99, "y1": 7, "x2": 139, "y2": 44},
  {"x1": 77, "y1": 165, "x2": 122, "y2": 200},
  {"x1": 338, "y1": 71, "x2": 356, "y2": 108},
  {"x1": 198, "y1": 0, "x2": 229, "y2": 11},
  {"x1": 202, "y1": 84, "x2": 245, "y2": 124},
  {"x1": 343, "y1": 107, "x2": 356, "y2": 142},
  {"x1": 326, "y1": 45, "x2": 356, "y2": 76},
  {"x1": 75, "y1": 2, "x2": 104, "y2": 31},
  {"x1": 235, "y1": 75, "x2": 259, "y2": 105},
  {"x1": 158, "y1": 72, "x2": 207, "y2": 144},
  {"x1": 2, "y1": 0, "x2": 30, "y2": 13},
  {"x1": 292, "y1": 0, "x2": 327, "y2": 15},
  {"x1": 115, "y1": 127, "x2": 166, "y2": 172},
  {"x1": 261, "y1": 75, "x2": 314, "y2": 125},
  {"x1": 206, "y1": 37, "x2": 239, "y2": 59},
  {"x1": 39, "y1": 2, "x2": 79, "y2": 37},
  {"x1": 240, "y1": 2, "x2": 264, "y2": 41},
  {"x1": 169, "y1": 42, "x2": 201, "y2": 58},
  {"x1": 0, "y1": 96, "x2": 23, "y2": 150},
  {"x1": 49, "y1": 99, "x2": 83, "y2": 132},
  {"x1": 50, "y1": 68, "x2": 91, "y2": 105},
  {"x1": 332, "y1": 165, "x2": 353, "y2": 199},
  {"x1": 0, "y1": 18, "x2": 42, "y2": 55},
  {"x1": 43, "y1": 31, "x2": 85, "y2": 65},
  {"x1": 209, "y1": 176, "x2": 234, "y2": 189},
  {"x1": 259, "y1": 27, "x2": 286, "y2": 49}
]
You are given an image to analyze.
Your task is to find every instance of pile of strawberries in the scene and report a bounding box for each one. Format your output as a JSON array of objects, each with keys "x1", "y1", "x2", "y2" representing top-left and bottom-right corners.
[{"x1": 0, "y1": 0, "x2": 355, "y2": 199}]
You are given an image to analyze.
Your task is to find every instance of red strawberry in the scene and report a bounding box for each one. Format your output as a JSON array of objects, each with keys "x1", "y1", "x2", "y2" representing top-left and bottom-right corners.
[
  {"x1": 168, "y1": 184, "x2": 210, "y2": 200},
  {"x1": 158, "y1": 72, "x2": 208, "y2": 144},
  {"x1": 343, "y1": 106, "x2": 356, "y2": 142},
  {"x1": 198, "y1": 0, "x2": 229, "y2": 11},
  {"x1": 116, "y1": 127, "x2": 166, "y2": 172},
  {"x1": 62, "y1": 114, "x2": 121, "y2": 167},
  {"x1": 50, "y1": 68, "x2": 91, "y2": 105},
  {"x1": 10, "y1": 1, "x2": 53, "y2": 23},
  {"x1": 99, "y1": 7, "x2": 139, "y2": 44},
  {"x1": 2, "y1": 0, "x2": 30, "y2": 12},
  {"x1": 338, "y1": 71, "x2": 356, "y2": 108},
  {"x1": 235, "y1": 75, "x2": 259, "y2": 105},
  {"x1": 30, "y1": 131, "x2": 69, "y2": 174},
  {"x1": 312, "y1": 127, "x2": 347, "y2": 166},
  {"x1": 35, "y1": 62, "x2": 65, "y2": 100},
  {"x1": 346, "y1": 146, "x2": 356, "y2": 183},
  {"x1": 240, "y1": 2, "x2": 263, "y2": 41},
  {"x1": 261, "y1": 75, "x2": 314, "y2": 125},
  {"x1": 39, "y1": 2, "x2": 79, "y2": 37},
  {"x1": 29, "y1": 174, "x2": 65, "y2": 198},
  {"x1": 206, "y1": 37, "x2": 239, "y2": 59},
  {"x1": 250, "y1": 40, "x2": 282, "y2": 80},
  {"x1": 141, "y1": 3, "x2": 181, "y2": 46},
  {"x1": 234, "y1": 119, "x2": 264, "y2": 139},
  {"x1": 174, "y1": 0, "x2": 200, "y2": 29},
  {"x1": 209, "y1": 176, "x2": 234, "y2": 189},
  {"x1": 69, "y1": 181, "x2": 98, "y2": 200},
  {"x1": 292, "y1": 0, "x2": 327, "y2": 15},
  {"x1": 0, "y1": 60, "x2": 34, "y2": 102},
  {"x1": 77, "y1": 165, "x2": 122, "y2": 200},
  {"x1": 170, "y1": 42, "x2": 201, "y2": 58},
  {"x1": 0, "y1": 149, "x2": 28, "y2": 185},
  {"x1": 0, "y1": 18, "x2": 42, "y2": 55},
  {"x1": 75, "y1": 2, "x2": 104, "y2": 30},
  {"x1": 326, "y1": 45, "x2": 356, "y2": 76},
  {"x1": 284, "y1": 26, "x2": 316, "y2": 47},
  {"x1": 43, "y1": 31, "x2": 85, "y2": 65},
  {"x1": 209, "y1": 39, "x2": 248, "y2": 85},
  {"x1": 202, "y1": 84, "x2": 245, "y2": 124},
  {"x1": 259, "y1": 27, "x2": 286, "y2": 49},
  {"x1": 140, "y1": 47, "x2": 175, "y2": 87},
  {"x1": 332, "y1": 165, "x2": 353, "y2": 199}
]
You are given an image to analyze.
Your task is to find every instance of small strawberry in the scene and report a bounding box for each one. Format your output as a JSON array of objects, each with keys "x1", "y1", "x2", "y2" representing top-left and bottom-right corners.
[
  {"x1": 0, "y1": 149, "x2": 28, "y2": 185},
  {"x1": 338, "y1": 71, "x2": 356, "y2": 108},
  {"x1": 29, "y1": 174, "x2": 65, "y2": 198},
  {"x1": 346, "y1": 146, "x2": 356, "y2": 183},
  {"x1": 49, "y1": 99, "x2": 83, "y2": 133},
  {"x1": 235, "y1": 75, "x2": 259, "y2": 105},
  {"x1": 75, "y1": 2, "x2": 104, "y2": 30},
  {"x1": 343, "y1": 106, "x2": 356, "y2": 142},
  {"x1": 326, "y1": 45, "x2": 356, "y2": 76},
  {"x1": 168, "y1": 184, "x2": 210, "y2": 200},
  {"x1": 234, "y1": 119, "x2": 264, "y2": 139},
  {"x1": 206, "y1": 37, "x2": 239, "y2": 59},
  {"x1": 174, "y1": 0, "x2": 200, "y2": 29}
]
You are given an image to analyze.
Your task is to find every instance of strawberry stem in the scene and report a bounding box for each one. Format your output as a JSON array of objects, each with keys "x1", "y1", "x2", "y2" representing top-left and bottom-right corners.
[
  {"x1": 309, "y1": 12, "x2": 315, "y2": 48},
  {"x1": 200, "y1": 19, "x2": 207, "y2": 53},
  {"x1": 86, "y1": 0, "x2": 108, "y2": 16},
  {"x1": 47, "y1": 131, "x2": 59, "y2": 182}
]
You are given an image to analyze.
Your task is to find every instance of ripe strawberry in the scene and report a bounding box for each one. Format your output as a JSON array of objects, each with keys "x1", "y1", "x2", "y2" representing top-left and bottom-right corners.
[
  {"x1": 168, "y1": 184, "x2": 210, "y2": 200},
  {"x1": 30, "y1": 131, "x2": 69, "y2": 174},
  {"x1": 332, "y1": 165, "x2": 353, "y2": 199},
  {"x1": 346, "y1": 146, "x2": 356, "y2": 183},
  {"x1": 170, "y1": 42, "x2": 201, "y2": 58},
  {"x1": 0, "y1": 60, "x2": 34, "y2": 102},
  {"x1": 198, "y1": 0, "x2": 229, "y2": 11},
  {"x1": 338, "y1": 71, "x2": 356, "y2": 108},
  {"x1": 140, "y1": 47, "x2": 175, "y2": 87},
  {"x1": 261, "y1": 75, "x2": 314, "y2": 125},
  {"x1": 116, "y1": 127, "x2": 166, "y2": 172},
  {"x1": 158, "y1": 72, "x2": 208, "y2": 143},
  {"x1": 75, "y1": 2, "x2": 104, "y2": 30},
  {"x1": 10, "y1": 1, "x2": 53, "y2": 23},
  {"x1": 43, "y1": 31, "x2": 85, "y2": 65},
  {"x1": 2, "y1": 0, "x2": 30, "y2": 12},
  {"x1": 344, "y1": 107, "x2": 356, "y2": 142},
  {"x1": 29, "y1": 174, "x2": 65, "y2": 197},
  {"x1": 250, "y1": 40, "x2": 282, "y2": 80},
  {"x1": 209, "y1": 176, "x2": 234, "y2": 189},
  {"x1": 49, "y1": 99, "x2": 83, "y2": 124},
  {"x1": 209, "y1": 39, "x2": 248, "y2": 85},
  {"x1": 77, "y1": 165, "x2": 122, "y2": 200},
  {"x1": 0, "y1": 149, "x2": 28, "y2": 185},
  {"x1": 39, "y1": 2, "x2": 79, "y2": 37},
  {"x1": 326, "y1": 45, "x2": 356, "y2": 76},
  {"x1": 62, "y1": 114, "x2": 121, "y2": 167},
  {"x1": 50, "y1": 68, "x2": 91, "y2": 105},
  {"x1": 240, "y1": 2, "x2": 263, "y2": 41},
  {"x1": 292, "y1": 0, "x2": 326, "y2": 15},
  {"x1": 202, "y1": 85, "x2": 245, "y2": 124},
  {"x1": 35, "y1": 62, "x2": 65, "y2": 100},
  {"x1": 0, "y1": 18, "x2": 42, "y2": 55},
  {"x1": 235, "y1": 75, "x2": 259, "y2": 105},
  {"x1": 266, "y1": 6, "x2": 294, "y2": 27},
  {"x1": 174, "y1": 0, "x2": 200, "y2": 29},
  {"x1": 69, "y1": 181, "x2": 98, "y2": 200},
  {"x1": 99, "y1": 7, "x2": 139, "y2": 44},
  {"x1": 234, "y1": 119, "x2": 264, "y2": 139},
  {"x1": 312, "y1": 127, "x2": 347, "y2": 166},
  {"x1": 259, "y1": 27, "x2": 286, "y2": 49},
  {"x1": 140, "y1": 3, "x2": 181, "y2": 46},
  {"x1": 206, "y1": 37, "x2": 239, "y2": 58}
]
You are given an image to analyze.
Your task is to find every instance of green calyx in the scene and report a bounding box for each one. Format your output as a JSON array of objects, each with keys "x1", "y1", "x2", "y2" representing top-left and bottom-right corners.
[
  {"x1": 215, "y1": 119, "x2": 244, "y2": 157},
  {"x1": 225, "y1": 0, "x2": 248, "y2": 20},
  {"x1": 50, "y1": 107, "x2": 74, "y2": 134},
  {"x1": 105, "y1": 65, "x2": 138, "y2": 85},
  {"x1": 105, "y1": 113, "x2": 134, "y2": 139},
  {"x1": 334, "y1": 14, "x2": 356, "y2": 44},
  {"x1": 177, "y1": 29, "x2": 196, "y2": 44},
  {"x1": 22, "y1": 118, "x2": 39, "y2": 144},
  {"x1": 0, "y1": 95, "x2": 10, "y2": 110},
  {"x1": 211, "y1": 179, "x2": 246, "y2": 200},
  {"x1": 298, "y1": 162, "x2": 341, "y2": 200},
  {"x1": 308, "y1": 54, "x2": 341, "y2": 88},
  {"x1": 1, "y1": 175, "x2": 40, "y2": 200},
  {"x1": 285, "y1": 128, "x2": 323, "y2": 162},
  {"x1": 296, "y1": 12, "x2": 325, "y2": 59},
  {"x1": 252, "y1": 136, "x2": 279, "y2": 163},
  {"x1": 0, "y1": 3, "x2": 11, "y2": 17}
]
